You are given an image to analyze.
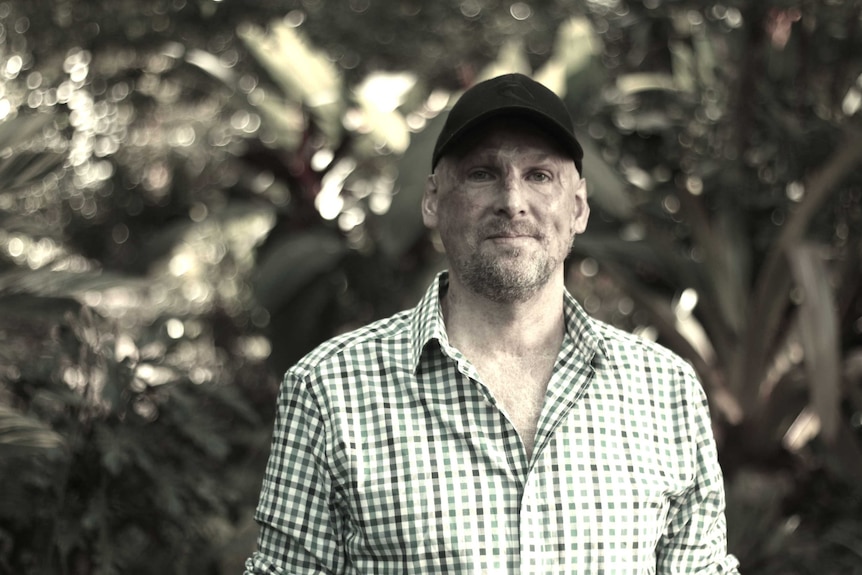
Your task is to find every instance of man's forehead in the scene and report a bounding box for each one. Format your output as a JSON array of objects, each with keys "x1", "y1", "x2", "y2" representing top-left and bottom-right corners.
[{"x1": 451, "y1": 117, "x2": 570, "y2": 159}]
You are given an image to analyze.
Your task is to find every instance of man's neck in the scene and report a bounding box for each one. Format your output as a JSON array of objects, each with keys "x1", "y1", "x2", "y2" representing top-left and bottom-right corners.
[{"x1": 442, "y1": 274, "x2": 567, "y2": 358}]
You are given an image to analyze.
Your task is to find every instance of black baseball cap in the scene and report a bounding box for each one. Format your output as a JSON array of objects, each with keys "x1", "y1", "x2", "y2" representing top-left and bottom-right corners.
[{"x1": 431, "y1": 73, "x2": 584, "y2": 175}]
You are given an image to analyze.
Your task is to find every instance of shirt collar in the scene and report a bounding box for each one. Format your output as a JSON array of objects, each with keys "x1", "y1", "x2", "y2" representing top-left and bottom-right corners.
[
  {"x1": 409, "y1": 271, "x2": 607, "y2": 372},
  {"x1": 409, "y1": 271, "x2": 451, "y2": 371},
  {"x1": 561, "y1": 285, "x2": 607, "y2": 366}
]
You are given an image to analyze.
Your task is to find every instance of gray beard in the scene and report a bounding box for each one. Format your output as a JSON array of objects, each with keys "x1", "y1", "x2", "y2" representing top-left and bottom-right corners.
[{"x1": 456, "y1": 248, "x2": 555, "y2": 303}]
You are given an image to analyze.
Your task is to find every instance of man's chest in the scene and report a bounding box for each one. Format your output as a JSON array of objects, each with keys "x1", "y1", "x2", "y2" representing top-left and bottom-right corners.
[
  {"x1": 474, "y1": 356, "x2": 556, "y2": 458},
  {"x1": 331, "y1": 368, "x2": 687, "y2": 573}
]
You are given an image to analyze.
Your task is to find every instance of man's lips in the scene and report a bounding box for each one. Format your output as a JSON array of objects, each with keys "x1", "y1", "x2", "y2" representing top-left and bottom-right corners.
[
  {"x1": 488, "y1": 234, "x2": 533, "y2": 240},
  {"x1": 484, "y1": 227, "x2": 539, "y2": 241},
  {"x1": 484, "y1": 233, "x2": 539, "y2": 250}
]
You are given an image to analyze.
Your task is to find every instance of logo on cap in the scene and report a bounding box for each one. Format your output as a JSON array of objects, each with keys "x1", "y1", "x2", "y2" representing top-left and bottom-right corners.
[{"x1": 496, "y1": 77, "x2": 536, "y2": 104}]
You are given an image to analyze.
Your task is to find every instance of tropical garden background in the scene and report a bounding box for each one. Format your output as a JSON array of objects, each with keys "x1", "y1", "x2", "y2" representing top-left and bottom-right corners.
[{"x1": 0, "y1": 0, "x2": 861, "y2": 573}]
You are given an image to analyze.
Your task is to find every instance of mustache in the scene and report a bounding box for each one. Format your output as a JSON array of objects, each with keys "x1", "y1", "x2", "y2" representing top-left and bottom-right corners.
[{"x1": 480, "y1": 221, "x2": 541, "y2": 238}]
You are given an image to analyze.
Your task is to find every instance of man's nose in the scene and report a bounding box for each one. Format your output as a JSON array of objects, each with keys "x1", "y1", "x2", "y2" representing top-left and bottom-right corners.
[{"x1": 495, "y1": 174, "x2": 527, "y2": 217}]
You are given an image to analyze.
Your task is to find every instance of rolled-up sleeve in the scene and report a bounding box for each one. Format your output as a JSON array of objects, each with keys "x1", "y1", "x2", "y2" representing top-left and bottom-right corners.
[{"x1": 244, "y1": 370, "x2": 345, "y2": 575}]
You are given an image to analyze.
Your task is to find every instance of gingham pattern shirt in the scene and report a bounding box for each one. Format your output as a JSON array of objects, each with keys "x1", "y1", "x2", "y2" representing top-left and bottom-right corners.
[{"x1": 246, "y1": 272, "x2": 740, "y2": 574}]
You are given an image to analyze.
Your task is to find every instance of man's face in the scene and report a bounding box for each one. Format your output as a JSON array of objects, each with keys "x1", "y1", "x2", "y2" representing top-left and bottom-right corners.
[{"x1": 423, "y1": 118, "x2": 590, "y2": 303}]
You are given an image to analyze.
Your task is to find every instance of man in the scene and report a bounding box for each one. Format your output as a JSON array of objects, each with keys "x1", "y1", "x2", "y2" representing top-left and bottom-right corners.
[{"x1": 245, "y1": 73, "x2": 740, "y2": 574}]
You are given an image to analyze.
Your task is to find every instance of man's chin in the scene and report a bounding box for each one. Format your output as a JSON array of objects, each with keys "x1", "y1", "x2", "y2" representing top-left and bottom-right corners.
[{"x1": 459, "y1": 263, "x2": 552, "y2": 303}]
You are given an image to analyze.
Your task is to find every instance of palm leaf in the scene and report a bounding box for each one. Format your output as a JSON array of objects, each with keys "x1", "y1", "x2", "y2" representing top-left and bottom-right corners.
[
  {"x1": 0, "y1": 112, "x2": 66, "y2": 192},
  {"x1": 238, "y1": 21, "x2": 344, "y2": 143},
  {"x1": 0, "y1": 404, "x2": 67, "y2": 458},
  {"x1": 738, "y1": 128, "x2": 862, "y2": 405},
  {"x1": 786, "y1": 243, "x2": 841, "y2": 443}
]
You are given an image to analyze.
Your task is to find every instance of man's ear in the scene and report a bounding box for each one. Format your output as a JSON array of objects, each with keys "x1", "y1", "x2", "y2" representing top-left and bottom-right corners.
[
  {"x1": 421, "y1": 174, "x2": 440, "y2": 229},
  {"x1": 571, "y1": 178, "x2": 590, "y2": 234}
]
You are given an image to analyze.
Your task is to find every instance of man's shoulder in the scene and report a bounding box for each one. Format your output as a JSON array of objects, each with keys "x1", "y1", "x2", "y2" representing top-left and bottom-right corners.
[
  {"x1": 289, "y1": 308, "x2": 414, "y2": 379},
  {"x1": 590, "y1": 316, "x2": 693, "y2": 373}
]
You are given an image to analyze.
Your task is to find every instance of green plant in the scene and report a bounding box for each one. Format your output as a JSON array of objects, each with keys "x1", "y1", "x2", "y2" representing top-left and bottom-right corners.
[{"x1": 555, "y1": 2, "x2": 862, "y2": 570}]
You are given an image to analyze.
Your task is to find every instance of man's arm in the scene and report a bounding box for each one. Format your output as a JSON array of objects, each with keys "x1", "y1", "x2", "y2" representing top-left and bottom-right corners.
[
  {"x1": 657, "y1": 369, "x2": 740, "y2": 574},
  {"x1": 244, "y1": 370, "x2": 346, "y2": 575}
]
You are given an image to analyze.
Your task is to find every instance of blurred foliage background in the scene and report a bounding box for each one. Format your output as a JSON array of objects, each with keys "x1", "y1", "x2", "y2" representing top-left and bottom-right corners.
[{"x1": 0, "y1": 0, "x2": 860, "y2": 573}]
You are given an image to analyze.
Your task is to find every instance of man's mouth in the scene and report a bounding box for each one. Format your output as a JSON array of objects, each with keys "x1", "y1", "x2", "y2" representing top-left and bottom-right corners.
[{"x1": 485, "y1": 227, "x2": 538, "y2": 242}]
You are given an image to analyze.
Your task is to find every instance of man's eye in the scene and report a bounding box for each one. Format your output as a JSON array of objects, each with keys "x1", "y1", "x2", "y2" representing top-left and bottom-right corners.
[
  {"x1": 529, "y1": 172, "x2": 552, "y2": 182},
  {"x1": 467, "y1": 170, "x2": 493, "y2": 181}
]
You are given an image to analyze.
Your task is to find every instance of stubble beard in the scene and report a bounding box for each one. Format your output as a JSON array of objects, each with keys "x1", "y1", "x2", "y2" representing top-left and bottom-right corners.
[{"x1": 455, "y1": 243, "x2": 558, "y2": 304}]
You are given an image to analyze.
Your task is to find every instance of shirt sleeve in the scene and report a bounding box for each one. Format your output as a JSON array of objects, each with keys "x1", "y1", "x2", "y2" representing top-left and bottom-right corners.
[
  {"x1": 244, "y1": 369, "x2": 346, "y2": 575},
  {"x1": 656, "y1": 366, "x2": 740, "y2": 574}
]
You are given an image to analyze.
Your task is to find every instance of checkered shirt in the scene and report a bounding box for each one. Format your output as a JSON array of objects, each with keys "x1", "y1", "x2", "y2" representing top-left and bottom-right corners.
[{"x1": 245, "y1": 272, "x2": 740, "y2": 574}]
